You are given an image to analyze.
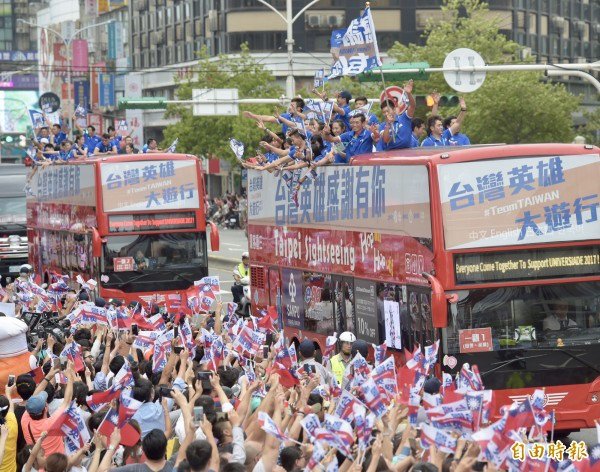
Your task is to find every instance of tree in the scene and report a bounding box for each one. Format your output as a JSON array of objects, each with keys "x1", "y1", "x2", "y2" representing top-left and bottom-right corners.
[
  {"x1": 387, "y1": 0, "x2": 580, "y2": 144},
  {"x1": 162, "y1": 44, "x2": 283, "y2": 164},
  {"x1": 577, "y1": 108, "x2": 600, "y2": 146}
]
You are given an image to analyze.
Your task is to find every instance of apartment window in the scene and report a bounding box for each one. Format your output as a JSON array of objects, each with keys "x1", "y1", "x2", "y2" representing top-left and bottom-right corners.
[
  {"x1": 184, "y1": 2, "x2": 191, "y2": 17},
  {"x1": 141, "y1": 33, "x2": 148, "y2": 48},
  {"x1": 176, "y1": 24, "x2": 183, "y2": 40},
  {"x1": 141, "y1": 14, "x2": 148, "y2": 30},
  {"x1": 540, "y1": 0, "x2": 549, "y2": 11},
  {"x1": 540, "y1": 14, "x2": 549, "y2": 34},
  {"x1": 167, "y1": 6, "x2": 173, "y2": 23},
  {"x1": 378, "y1": 32, "x2": 399, "y2": 50},
  {"x1": 516, "y1": 11, "x2": 525, "y2": 29},
  {"x1": 157, "y1": 9, "x2": 164, "y2": 26},
  {"x1": 415, "y1": 9, "x2": 451, "y2": 30},
  {"x1": 527, "y1": 13, "x2": 537, "y2": 33},
  {"x1": 562, "y1": 20, "x2": 569, "y2": 39},
  {"x1": 166, "y1": 26, "x2": 173, "y2": 44},
  {"x1": 194, "y1": 19, "x2": 202, "y2": 36}
]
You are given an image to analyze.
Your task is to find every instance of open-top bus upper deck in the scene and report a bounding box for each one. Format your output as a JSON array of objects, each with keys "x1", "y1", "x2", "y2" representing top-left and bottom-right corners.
[{"x1": 247, "y1": 143, "x2": 600, "y2": 430}]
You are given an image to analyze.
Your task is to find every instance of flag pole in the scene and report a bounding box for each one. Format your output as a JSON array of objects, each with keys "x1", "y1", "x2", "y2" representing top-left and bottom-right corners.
[{"x1": 366, "y1": 1, "x2": 395, "y2": 144}]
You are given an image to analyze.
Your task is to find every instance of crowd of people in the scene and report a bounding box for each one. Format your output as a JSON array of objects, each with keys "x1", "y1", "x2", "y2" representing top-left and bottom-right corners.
[
  {"x1": 205, "y1": 194, "x2": 247, "y2": 230},
  {"x1": 28, "y1": 113, "x2": 165, "y2": 165},
  {"x1": 0, "y1": 266, "x2": 597, "y2": 472},
  {"x1": 239, "y1": 82, "x2": 470, "y2": 175}
]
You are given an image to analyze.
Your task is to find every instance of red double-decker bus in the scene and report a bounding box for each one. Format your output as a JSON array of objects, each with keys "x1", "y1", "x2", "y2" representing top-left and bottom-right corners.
[
  {"x1": 26, "y1": 154, "x2": 218, "y2": 305},
  {"x1": 247, "y1": 143, "x2": 600, "y2": 432}
]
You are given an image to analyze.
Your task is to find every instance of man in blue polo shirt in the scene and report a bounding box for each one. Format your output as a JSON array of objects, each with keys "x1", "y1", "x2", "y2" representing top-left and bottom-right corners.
[
  {"x1": 421, "y1": 116, "x2": 446, "y2": 147},
  {"x1": 442, "y1": 97, "x2": 470, "y2": 146},
  {"x1": 411, "y1": 118, "x2": 426, "y2": 148},
  {"x1": 93, "y1": 134, "x2": 118, "y2": 156},
  {"x1": 242, "y1": 98, "x2": 305, "y2": 135},
  {"x1": 322, "y1": 114, "x2": 379, "y2": 159},
  {"x1": 378, "y1": 80, "x2": 416, "y2": 151},
  {"x1": 51, "y1": 124, "x2": 67, "y2": 147}
]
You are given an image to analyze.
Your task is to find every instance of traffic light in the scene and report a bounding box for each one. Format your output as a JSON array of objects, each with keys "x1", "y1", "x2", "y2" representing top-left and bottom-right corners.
[{"x1": 414, "y1": 95, "x2": 459, "y2": 108}]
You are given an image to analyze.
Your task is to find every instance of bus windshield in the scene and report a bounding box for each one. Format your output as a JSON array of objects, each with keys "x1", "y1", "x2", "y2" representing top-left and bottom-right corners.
[
  {"x1": 444, "y1": 281, "x2": 600, "y2": 352},
  {"x1": 101, "y1": 233, "x2": 208, "y2": 292},
  {"x1": 0, "y1": 197, "x2": 26, "y2": 224}
]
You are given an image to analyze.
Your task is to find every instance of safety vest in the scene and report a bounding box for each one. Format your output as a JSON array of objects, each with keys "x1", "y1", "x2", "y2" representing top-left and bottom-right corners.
[
  {"x1": 330, "y1": 354, "x2": 346, "y2": 385},
  {"x1": 238, "y1": 263, "x2": 249, "y2": 278}
]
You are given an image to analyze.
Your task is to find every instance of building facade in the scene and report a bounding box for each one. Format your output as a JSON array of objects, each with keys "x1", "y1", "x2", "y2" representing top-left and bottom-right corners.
[
  {"x1": 126, "y1": 0, "x2": 599, "y2": 194},
  {"x1": 0, "y1": 0, "x2": 44, "y2": 140}
]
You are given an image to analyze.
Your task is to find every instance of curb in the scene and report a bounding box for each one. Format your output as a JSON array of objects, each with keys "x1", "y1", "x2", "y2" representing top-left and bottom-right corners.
[{"x1": 208, "y1": 254, "x2": 240, "y2": 265}]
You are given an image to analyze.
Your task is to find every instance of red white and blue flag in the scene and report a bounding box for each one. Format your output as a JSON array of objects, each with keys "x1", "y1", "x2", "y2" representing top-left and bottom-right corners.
[
  {"x1": 258, "y1": 411, "x2": 289, "y2": 442},
  {"x1": 371, "y1": 355, "x2": 397, "y2": 398},
  {"x1": 61, "y1": 402, "x2": 91, "y2": 454},
  {"x1": 420, "y1": 423, "x2": 457, "y2": 454},
  {"x1": 357, "y1": 377, "x2": 388, "y2": 418}
]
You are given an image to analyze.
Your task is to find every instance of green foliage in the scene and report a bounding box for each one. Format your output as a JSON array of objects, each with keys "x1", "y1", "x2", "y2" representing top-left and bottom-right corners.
[
  {"x1": 578, "y1": 108, "x2": 600, "y2": 146},
  {"x1": 386, "y1": 0, "x2": 580, "y2": 144},
  {"x1": 465, "y1": 73, "x2": 578, "y2": 143},
  {"x1": 162, "y1": 44, "x2": 283, "y2": 163}
]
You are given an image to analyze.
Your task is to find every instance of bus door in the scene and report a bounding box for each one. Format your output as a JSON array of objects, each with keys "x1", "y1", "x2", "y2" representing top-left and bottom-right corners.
[
  {"x1": 375, "y1": 283, "x2": 434, "y2": 353},
  {"x1": 332, "y1": 276, "x2": 355, "y2": 334},
  {"x1": 267, "y1": 267, "x2": 281, "y2": 327}
]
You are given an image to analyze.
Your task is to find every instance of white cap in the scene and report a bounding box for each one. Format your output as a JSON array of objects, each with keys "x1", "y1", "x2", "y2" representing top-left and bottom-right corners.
[
  {"x1": 242, "y1": 251, "x2": 249, "y2": 258},
  {"x1": 0, "y1": 317, "x2": 29, "y2": 358},
  {"x1": 40, "y1": 138, "x2": 49, "y2": 144},
  {"x1": 339, "y1": 331, "x2": 356, "y2": 343}
]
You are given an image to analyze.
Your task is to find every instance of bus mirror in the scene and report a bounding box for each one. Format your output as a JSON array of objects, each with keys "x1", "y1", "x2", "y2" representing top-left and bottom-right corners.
[
  {"x1": 208, "y1": 221, "x2": 220, "y2": 252},
  {"x1": 91, "y1": 228, "x2": 103, "y2": 258},
  {"x1": 422, "y1": 272, "x2": 448, "y2": 328}
]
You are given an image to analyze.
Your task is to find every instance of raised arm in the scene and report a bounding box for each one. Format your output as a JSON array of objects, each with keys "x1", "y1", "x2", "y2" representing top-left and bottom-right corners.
[
  {"x1": 242, "y1": 110, "x2": 279, "y2": 124},
  {"x1": 449, "y1": 97, "x2": 468, "y2": 135},
  {"x1": 404, "y1": 80, "x2": 416, "y2": 119}
]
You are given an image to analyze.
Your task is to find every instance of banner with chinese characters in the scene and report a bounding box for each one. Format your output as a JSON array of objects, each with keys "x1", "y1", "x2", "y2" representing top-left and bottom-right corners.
[
  {"x1": 248, "y1": 165, "x2": 433, "y2": 285},
  {"x1": 328, "y1": 7, "x2": 382, "y2": 79},
  {"x1": 248, "y1": 165, "x2": 431, "y2": 239},
  {"x1": 100, "y1": 160, "x2": 199, "y2": 213},
  {"x1": 28, "y1": 163, "x2": 96, "y2": 206},
  {"x1": 437, "y1": 154, "x2": 600, "y2": 250}
]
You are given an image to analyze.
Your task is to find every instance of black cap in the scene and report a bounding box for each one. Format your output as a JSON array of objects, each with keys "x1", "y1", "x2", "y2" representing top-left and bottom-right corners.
[
  {"x1": 78, "y1": 291, "x2": 90, "y2": 301},
  {"x1": 423, "y1": 377, "x2": 442, "y2": 395},
  {"x1": 298, "y1": 339, "x2": 315, "y2": 358},
  {"x1": 94, "y1": 297, "x2": 106, "y2": 308},
  {"x1": 351, "y1": 339, "x2": 369, "y2": 359}
]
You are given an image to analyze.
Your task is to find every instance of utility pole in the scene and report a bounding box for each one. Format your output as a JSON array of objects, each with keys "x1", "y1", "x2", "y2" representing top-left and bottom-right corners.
[
  {"x1": 255, "y1": 0, "x2": 323, "y2": 98},
  {"x1": 17, "y1": 19, "x2": 113, "y2": 138}
]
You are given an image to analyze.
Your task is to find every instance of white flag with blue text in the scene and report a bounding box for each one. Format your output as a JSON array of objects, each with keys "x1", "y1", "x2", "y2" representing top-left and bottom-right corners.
[{"x1": 328, "y1": 7, "x2": 382, "y2": 79}]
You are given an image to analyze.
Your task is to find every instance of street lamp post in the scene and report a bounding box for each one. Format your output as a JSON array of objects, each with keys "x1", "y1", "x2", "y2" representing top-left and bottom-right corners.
[
  {"x1": 255, "y1": 0, "x2": 322, "y2": 98},
  {"x1": 17, "y1": 19, "x2": 113, "y2": 139}
]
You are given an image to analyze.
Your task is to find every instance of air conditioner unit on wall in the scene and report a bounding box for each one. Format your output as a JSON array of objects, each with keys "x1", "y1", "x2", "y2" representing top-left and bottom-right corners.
[
  {"x1": 551, "y1": 15, "x2": 565, "y2": 31},
  {"x1": 307, "y1": 14, "x2": 320, "y2": 27}
]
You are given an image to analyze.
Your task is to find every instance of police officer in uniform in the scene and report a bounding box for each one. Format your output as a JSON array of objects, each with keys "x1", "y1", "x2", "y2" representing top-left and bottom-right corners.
[{"x1": 327, "y1": 331, "x2": 356, "y2": 385}]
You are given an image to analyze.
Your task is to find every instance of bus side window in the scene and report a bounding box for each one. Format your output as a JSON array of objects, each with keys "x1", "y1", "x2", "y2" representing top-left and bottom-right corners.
[
  {"x1": 303, "y1": 273, "x2": 335, "y2": 336},
  {"x1": 333, "y1": 277, "x2": 355, "y2": 334}
]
